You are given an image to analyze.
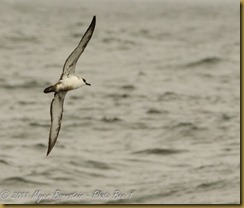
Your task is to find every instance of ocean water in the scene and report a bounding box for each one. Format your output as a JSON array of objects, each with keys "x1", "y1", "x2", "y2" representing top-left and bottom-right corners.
[{"x1": 0, "y1": 0, "x2": 240, "y2": 204}]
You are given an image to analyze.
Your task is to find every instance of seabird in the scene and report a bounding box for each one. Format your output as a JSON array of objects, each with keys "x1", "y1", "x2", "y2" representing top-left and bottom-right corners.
[{"x1": 44, "y1": 16, "x2": 96, "y2": 156}]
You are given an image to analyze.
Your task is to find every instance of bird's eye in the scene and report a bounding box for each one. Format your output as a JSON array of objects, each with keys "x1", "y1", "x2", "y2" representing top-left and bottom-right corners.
[{"x1": 82, "y1": 78, "x2": 86, "y2": 82}]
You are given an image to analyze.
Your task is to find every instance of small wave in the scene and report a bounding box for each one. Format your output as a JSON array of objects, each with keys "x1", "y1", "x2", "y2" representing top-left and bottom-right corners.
[
  {"x1": 2, "y1": 80, "x2": 43, "y2": 89},
  {"x1": 70, "y1": 95, "x2": 83, "y2": 100},
  {"x1": 137, "y1": 28, "x2": 159, "y2": 39},
  {"x1": 75, "y1": 21, "x2": 85, "y2": 27},
  {"x1": 33, "y1": 143, "x2": 46, "y2": 149},
  {"x1": 18, "y1": 100, "x2": 36, "y2": 105},
  {"x1": 133, "y1": 148, "x2": 186, "y2": 155},
  {"x1": 101, "y1": 116, "x2": 122, "y2": 123},
  {"x1": 146, "y1": 108, "x2": 162, "y2": 114},
  {"x1": 138, "y1": 71, "x2": 146, "y2": 76},
  {"x1": 7, "y1": 35, "x2": 40, "y2": 44},
  {"x1": 195, "y1": 164, "x2": 215, "y2": 170},
  {"x1": 139, "y1": 28, "x2": 150, "y2": 36},
  {"x1": 185, "y1": 56, "x2": 221, "y2": 68},
  {"x1": 158, "y1": 92, "x2": 178, "y2": 101},
  {"x1": 196, "y1": 180, "x2": 225, "y2": 191},
  {"x1": 102, "y1": 37, "x2": 136, "y2": 46},
  {"x1": 2, "y1": 177, "x2": 47, "y2": 186},
  {"x1": 170, "y1": 122, "x2": 200, "y2": 131},
  {"x1": 0, "y1": 159, "x2": 9, "y2": 165},
  {"x1": 29, "y1": 122, "x2": 49, "y2": 127},
  {"x1": 85, "y1": 160, "x2": 112, "y2": 170},
  {"x1": 44, "y1": 63, "x2": 62, "y2": 69},
  {"x1": 166, "y1": 121, "x2": 205, "y2": 138},
  {"x1": 120, "y1": 85, "x2": 135, "y2": 90},
  {"x1": 221, "y1": 113, "x2": 232, "y2": 121},
  {"x1": 129, "y1": 122, "x2": 150, "y2": 130},
  {"x1": 107, "y1": 93, "x2": 130, "y2": 99}
]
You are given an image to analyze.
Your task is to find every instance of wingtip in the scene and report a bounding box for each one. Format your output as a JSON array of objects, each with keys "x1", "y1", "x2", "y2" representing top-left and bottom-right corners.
[
  {"x1": 46, "y1": 144, "x2": 54, "y2": 156},
  {"x1": 92, "y1": 16, "x2": 96, "y2": 25},
  {"x1": 46, "y1": 148, "x2": 51, "y2": 156},
  {"x1": 46, "y1": 142, "x2": 56, "y2": 156}
]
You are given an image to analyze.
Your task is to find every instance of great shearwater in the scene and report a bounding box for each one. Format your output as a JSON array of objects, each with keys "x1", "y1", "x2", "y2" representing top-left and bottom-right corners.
[{"x1": 44, "y1": 16, "x2": 96, "y2": 156}]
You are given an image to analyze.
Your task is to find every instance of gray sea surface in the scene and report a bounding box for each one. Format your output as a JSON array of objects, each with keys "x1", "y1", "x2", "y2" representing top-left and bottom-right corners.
[{"x1": 0, "y1": 0, "x2": 240, "y2": 204}]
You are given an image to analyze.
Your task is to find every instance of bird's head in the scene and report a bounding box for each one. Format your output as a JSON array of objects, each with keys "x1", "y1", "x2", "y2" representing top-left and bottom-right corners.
[{"x1": 82, "y1": 78, "x2": 91, "y2": 86}]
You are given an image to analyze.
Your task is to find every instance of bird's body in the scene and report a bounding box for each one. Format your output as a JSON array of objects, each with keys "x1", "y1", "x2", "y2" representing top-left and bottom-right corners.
[
  {"x1": 44, "y1": 75, "x2": 87, "y2": 93},
  {"x1": 44, "y1": 16, "x2": 96, "y2": 156},
  {"x1": 57, "y1": 75, "x2": 85, "y2": 92}
]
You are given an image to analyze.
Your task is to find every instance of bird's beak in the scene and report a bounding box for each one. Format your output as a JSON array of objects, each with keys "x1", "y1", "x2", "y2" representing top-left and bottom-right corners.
[{"x1": 86, "y1": 83, "x2": 91, "y2": 86}]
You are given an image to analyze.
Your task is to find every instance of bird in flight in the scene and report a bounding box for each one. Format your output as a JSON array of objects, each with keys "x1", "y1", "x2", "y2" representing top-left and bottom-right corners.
[{"x1": 44, "y1": 16, "x2": 96, "y2": 156}]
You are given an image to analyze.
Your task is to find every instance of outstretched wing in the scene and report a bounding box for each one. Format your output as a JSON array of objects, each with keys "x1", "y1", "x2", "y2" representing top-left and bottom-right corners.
[
  {"x1": 60, "y1": 16, "x2": 96, "y2": 80},
  {"x1": 47, "y1": 92, "x2": 67, "y2": 156}
]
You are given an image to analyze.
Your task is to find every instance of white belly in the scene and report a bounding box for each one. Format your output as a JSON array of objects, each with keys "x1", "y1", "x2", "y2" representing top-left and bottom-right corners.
[{"x1": 56, "y1": 76, "x2": 83, "y2": 92}]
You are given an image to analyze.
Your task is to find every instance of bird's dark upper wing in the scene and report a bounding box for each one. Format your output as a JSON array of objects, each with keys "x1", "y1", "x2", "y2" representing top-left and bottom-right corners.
[
  {"x1": 47, "y1": 92, "x2": 67, "y2": 156},
  {"x1": 60, "y1": 16, "x2": 96, "y2": 80}
]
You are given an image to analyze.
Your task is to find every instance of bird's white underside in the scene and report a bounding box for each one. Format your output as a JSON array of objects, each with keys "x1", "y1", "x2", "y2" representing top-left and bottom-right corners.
[{"x1": 56, "y1": 75, "x2": 85, "y2": 92}]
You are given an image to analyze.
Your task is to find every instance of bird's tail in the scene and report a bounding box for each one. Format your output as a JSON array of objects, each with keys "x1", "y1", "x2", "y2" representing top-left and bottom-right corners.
[{"x1": 44, "y1": 85, "x2": 55, "y2": 93}]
